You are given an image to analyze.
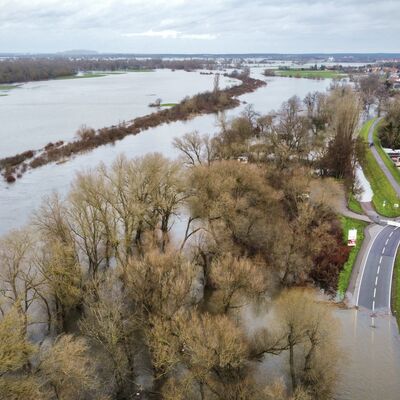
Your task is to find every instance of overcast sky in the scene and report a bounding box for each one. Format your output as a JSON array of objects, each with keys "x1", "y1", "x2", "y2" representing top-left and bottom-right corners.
[{"x1": 1, "y1": 0, "x2": 399, "y2": 54}]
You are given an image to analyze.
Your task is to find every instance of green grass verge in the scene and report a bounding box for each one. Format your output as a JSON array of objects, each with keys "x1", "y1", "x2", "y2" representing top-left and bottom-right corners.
[
  {"x1": 348, "y1": 193, "x2": 364, "y2": 214},
  {"x1": 338, "y1": 216, "x2": 368, "y2": 296},
  {"x1": 392, "y1": 250, "x2": 400, "y2": 327},
  {"x1": 160, "y1": 103, "x2": 178, "y2": 107},
  {"x1": 359, "y1": 119, "x2": 400, "y2": 217},
  {"x1": 275, "y1": 69, "x2": 345, "y2": 79}
]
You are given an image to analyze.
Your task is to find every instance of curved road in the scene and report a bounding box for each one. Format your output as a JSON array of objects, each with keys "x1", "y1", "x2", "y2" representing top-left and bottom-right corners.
[{"x1": 356, "y1": 119, "x2": 400, "y2": 312}]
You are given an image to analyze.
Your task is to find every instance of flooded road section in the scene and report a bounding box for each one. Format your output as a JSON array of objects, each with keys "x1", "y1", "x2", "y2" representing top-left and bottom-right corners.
[{"x1": 335, "y1": 309, "x2": 400, "y2": 400}]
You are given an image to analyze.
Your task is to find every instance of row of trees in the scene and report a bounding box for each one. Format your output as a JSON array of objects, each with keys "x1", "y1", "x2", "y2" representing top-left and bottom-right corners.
[
  {"x1": 178, "y1": 83, "x2": 364, "y2": 192},
  {"x1": 356, "y1": 73, "x2": 391, "y2": 116},
  {"x1": 378, "y1": 98, "x2": 400, "y2": 149},
  {"x1": 0, "y1": 86, "x2": 360, "y2": 398},
  {"x1": 0, "y1": 58, "x2": 217, "y2": 84}
]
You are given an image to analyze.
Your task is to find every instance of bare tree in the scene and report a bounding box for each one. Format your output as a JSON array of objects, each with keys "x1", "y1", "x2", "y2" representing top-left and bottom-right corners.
[
  {"x1": 251, "y1": 289, "x2": 339, "y2": 398},
  {"x1": 39, "y1": 334, "x2": 99, "y2": 399},
  {"x1": 208, "y1": 254, "x2": 268, "y2": 313},
  {"x1": 0, "y1": 229, "x2": 45, "y2": 334}
]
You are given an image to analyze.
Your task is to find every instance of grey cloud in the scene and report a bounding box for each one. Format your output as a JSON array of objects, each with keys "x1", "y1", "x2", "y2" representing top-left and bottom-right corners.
[{"x1": 0, "y1": 0, "x2": 399, "y2": 53}]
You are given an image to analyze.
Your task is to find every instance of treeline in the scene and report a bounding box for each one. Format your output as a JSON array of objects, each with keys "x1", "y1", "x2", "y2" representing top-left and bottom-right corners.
[
  {"x1": 0, "y1": 73, "x2": 265, "y2": 182},
  {"x1": 0, "y1": 58, "x2": 217, "y2": 84},
  {"x1": 378, "y1": 98, "x2": 400, "y2": 148}
]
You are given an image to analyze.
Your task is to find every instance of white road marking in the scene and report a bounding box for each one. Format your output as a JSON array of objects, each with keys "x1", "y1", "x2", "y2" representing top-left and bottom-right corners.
[
  {"x1": 390, "y1": 231, "x2": 394, "y2": 238},
  {"x1": 379, "y1": 256, "x2": 383, "y2": 264},
  {"x1": 383, "y1": 247, "x2": 386, "y2": 253},
  {"x1": 375, "y1": 276, "x2": 379, "y2": 285},
  {"x1": 372, "y1": 300, "x2": 375, "y2": 311},
  {"x1": 356, "y1": 226, "x2": 391, "y2": 307},
  {"x1": 374, "y1": 288, "x2": 377, "y2": 298},
  {"x1": 377, "y1": 265, "x2": 381, "y2": 274},
  {"x1": 386, "y1": 238, "x2": 389, "y2": 245}
]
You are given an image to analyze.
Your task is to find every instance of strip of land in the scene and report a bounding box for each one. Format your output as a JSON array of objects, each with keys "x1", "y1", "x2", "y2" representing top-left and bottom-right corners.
[
  {"x1": 0, "y1": 74, "x2": 266, "y2": 182},
  {"x1": 338, "y1": 216, "x2": 368, "y2": 296}
]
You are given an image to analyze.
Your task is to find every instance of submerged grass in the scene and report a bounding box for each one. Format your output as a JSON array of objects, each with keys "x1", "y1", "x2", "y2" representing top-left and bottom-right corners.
[
  {"x1": 160, "y1": 103, "x2": 178, "y2": 107},
  {"x1": 338, "y1": 216, "x2": 368, "y2": 296},
  {"x1": 0, "y1": 84, "x2": 21, "y2": 90}
]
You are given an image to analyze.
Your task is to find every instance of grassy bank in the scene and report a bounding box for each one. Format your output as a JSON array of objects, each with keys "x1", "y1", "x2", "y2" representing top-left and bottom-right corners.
[
  {"x1": 338, "y1": 216, "x2": 368, "y2": 296},
  {"x1": 348, "y1": 193, "x2": 364, "y2": 214},
  {"x1": 359, "y1": 119, "x2": 400, "y2": 217},
  {"x1": 392, "y1": 250, "x2": 400, "y2": 327},
  {"x1": 275, "y1": 69, "x2": 344, "y2": 79}
]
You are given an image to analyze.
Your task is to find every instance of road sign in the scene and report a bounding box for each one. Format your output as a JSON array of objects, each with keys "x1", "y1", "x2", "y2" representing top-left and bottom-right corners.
[{"x1": 348, "y1": 229, "x2": 357, "y2": 247}]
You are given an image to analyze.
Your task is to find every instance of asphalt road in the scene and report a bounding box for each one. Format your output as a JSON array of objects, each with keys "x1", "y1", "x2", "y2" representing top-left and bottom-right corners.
[
  {"x1": 357, "y1": 225, "x2": 400, "y2": 312},
  {"x1": 354, "y1": 119, "x2": 400, "y2": 312}
]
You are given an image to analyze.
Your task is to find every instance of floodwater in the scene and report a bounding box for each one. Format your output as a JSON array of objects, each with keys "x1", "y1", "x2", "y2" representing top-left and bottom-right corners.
[
  {"x1": 248, "y1": 303, "x2": 400, "y2": 400},
  {"x1": 0, "y1": 72, "x2": 331, "y2": 236},
  {"x1": 335, "y1": 309, "x2": 400, "y2": 400},
  {"x1": 1, "y1": 70, "x2": 399, "y2": 399},
  {"x1": 0, "y1": 69, "x2": 236, "y2": 158}
]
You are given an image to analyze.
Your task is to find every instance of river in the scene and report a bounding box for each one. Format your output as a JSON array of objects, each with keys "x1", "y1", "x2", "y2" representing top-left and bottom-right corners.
[{"x1": 0, "y1": 69, "x2": 399, "y2": 399}]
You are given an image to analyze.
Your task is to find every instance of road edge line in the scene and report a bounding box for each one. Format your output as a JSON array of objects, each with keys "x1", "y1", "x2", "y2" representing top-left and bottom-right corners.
[
  {"x1": 355, "y1": 225, "x2": 388, "y2": 306},
  {"x1": 388, "y1": 228, "x2": 400, "y2": 312}
]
